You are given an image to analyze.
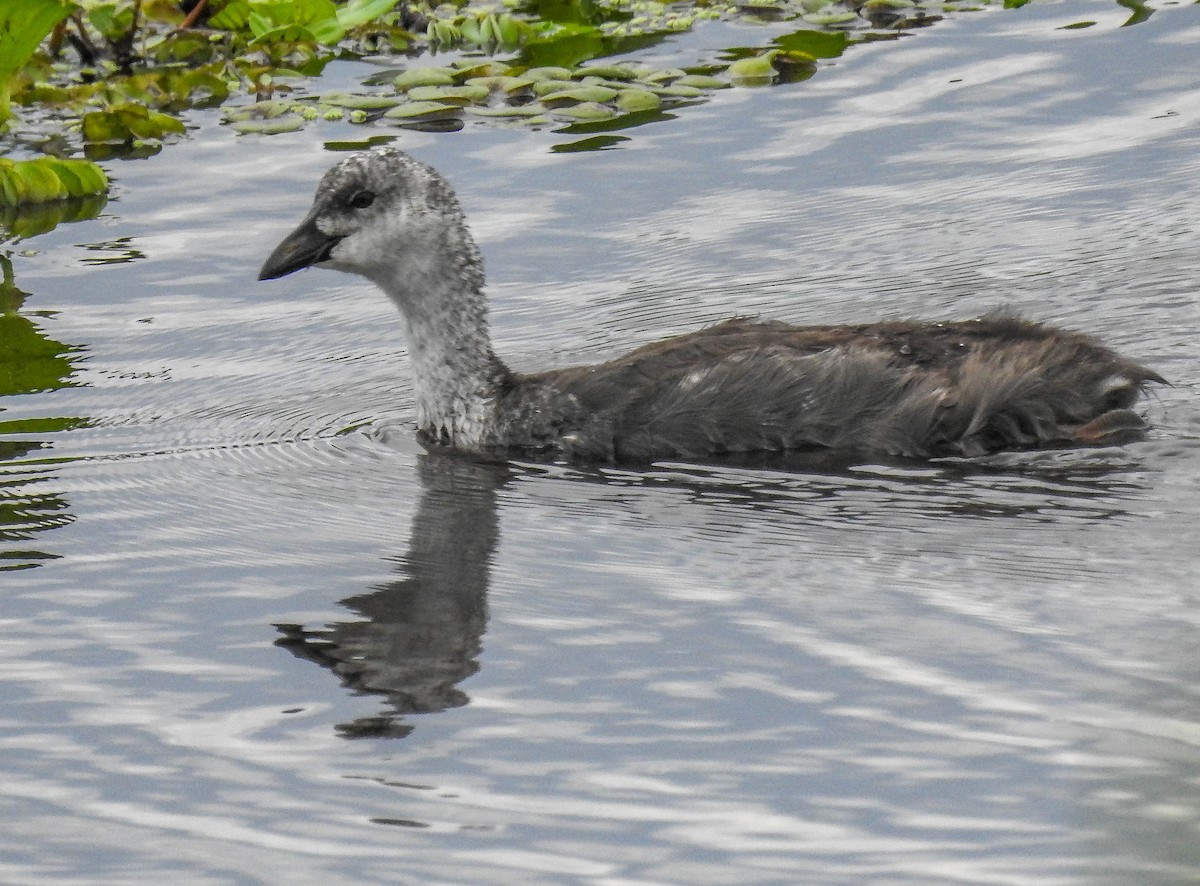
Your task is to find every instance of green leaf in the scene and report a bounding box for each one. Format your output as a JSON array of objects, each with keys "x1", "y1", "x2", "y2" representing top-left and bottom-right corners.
[
  {"x1": 82, "y1": 104, "x2": 185, "y2": 144},
  {"x1": 773, "y1": 29, "x2": 848, "y2": 59},
  {"x1": 0, "y1": 158, "x2": 108, "y2": 208},
  {"x1": 382, "y1": 100, "x2": 462, "y2": 119},
  {"x1": 553, "y1": 101, "x2": 615, "y2": 120},
  {"x1": 394, "y1": 68, "x2": 458, "y2": 89},
  {"x1": 0, "y1": 0, "x2": 71, "y2": 83},
  {"x1": 247, "y1": 11, "x2": 273, "y2": 38},
  {"x1": 675, "y1": 74, "x2": 729, "y2": 89},
  {"x1": 86, "y1": 1, "x2": 137, "y2": 42},
  {"x1": 615, "y1": 88, "x2": 660, "y2": 112},
  {"x1": 0, "y1": 0, "x2": 72, "y2": 126},
  {"x1": 540, "y1": 85, "x2": 619, "y2": 106},
  {"x1": 207, "y1": 0, "x2": 252, "y2": 29},
  {"x1": 230, "y1": 115, "x2": 307, "y2": 134},
  {"x1": 727, "y1": 51, "x2": 778, "y2": 85},
  {"x1": 336, "y1": 0, "x2": 399, "y2": 30},
  {"x1": 319, "y1": 92, "x2": 404, "y2": 109}
]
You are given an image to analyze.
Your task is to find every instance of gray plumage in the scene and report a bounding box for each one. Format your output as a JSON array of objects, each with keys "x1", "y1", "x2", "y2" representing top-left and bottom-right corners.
[{"x1": 259, "y1": 147, "x2": 1164, "y2": 462}]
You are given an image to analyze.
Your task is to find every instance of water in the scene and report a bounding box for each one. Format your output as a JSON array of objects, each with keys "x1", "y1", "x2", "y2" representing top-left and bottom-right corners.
[{"x1": 3, "y1": 1, "x2": 1199, "y2": 883}]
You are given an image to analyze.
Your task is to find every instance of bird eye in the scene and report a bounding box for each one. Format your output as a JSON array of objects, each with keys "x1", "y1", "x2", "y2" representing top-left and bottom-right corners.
[{"x1": 348, "y1": 190, "x2": 375, "y2": 209}]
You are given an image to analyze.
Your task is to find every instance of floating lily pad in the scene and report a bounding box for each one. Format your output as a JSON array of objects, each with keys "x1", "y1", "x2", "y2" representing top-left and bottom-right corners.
[
  {"x1": 82, "y1": 104, "x2": 186, "y2": 145},
  {"x1": 676, "y1": 74, "x2": 730, "y2": 89},
  {"x1": 223, "y1": 99, "x2": 294, "y2": 122},
  {"x1": 642, "y1": 68, "x2": 688, "y2": 83},
  {"x1": 540, "y1": 85, "x2": 621, "y2": 107},
  {"x1": 802, "y1": 10, "x2": 860, "y2": 23},
  {"x1": 230, "y1": 114, "x2": 308, "y2": 134},
  {"x1": 553, "y1": 101, "x2": 617, "y2": 120},
  {"x1": 452, "y1": 60, "x2": 511, "y2": 79},
  {"x1": 532, "y1": 79, "x2": 581, "y2": 97},
  {"x1": 407, "y1": 85, "x2": 491, "y2": 104},
  {"x1": 575, "y1": 64, "x2": 639, "y2": 81},
  {"x1": 2, "y1": 0, "x2": 1026, "y2": 156},
  {"x1": 616, "y1": 88, "x2": 662, "y2": 112},
  {"x1": 523, "y1": 66, "x2": 576, "y2": 81},
  {"x1": 774, "y1": 28, "x2": 851, "y2": 57},
  {"x1": 319, "y1": 93, "x2": 404, "y2": 110},
  {"x1": 464, "y1": 76, "x2": 536, "y2": 94},
  {"x1": 393, "y1": 67, "x2": 458, "y2": 89},
  {"x1": 650, "y1": 83, "x2": 706, "y2": 97},
  {"x1": 727, "y1": 52, "x2": 779, "y2": 85},
  {"x1": 383, "y1": 101, "x2": 464, "y2": 120}
]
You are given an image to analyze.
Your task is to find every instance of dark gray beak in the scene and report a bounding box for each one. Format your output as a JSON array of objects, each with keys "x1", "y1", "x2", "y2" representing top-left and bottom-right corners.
[{"x1": 258, "y1": 214, "x2": 342, "y2": 281}]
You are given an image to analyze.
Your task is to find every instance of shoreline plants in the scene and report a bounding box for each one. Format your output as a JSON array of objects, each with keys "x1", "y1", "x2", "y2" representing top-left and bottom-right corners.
[{"x1": 0, "y1": 0, "x2": 1157, "y2": 216}]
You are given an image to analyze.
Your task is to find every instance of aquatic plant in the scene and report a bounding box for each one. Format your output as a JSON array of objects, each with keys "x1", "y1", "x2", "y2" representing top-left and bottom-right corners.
[
  {"x1": 0, "y1": 0, "x2": 1161, "y2": 160},
  {"x1": 0, "y1": 156, "x2": 109, "y2": 211},
  {"x1": 0, "y1": 0, "x2": 73, "y2": 130}
]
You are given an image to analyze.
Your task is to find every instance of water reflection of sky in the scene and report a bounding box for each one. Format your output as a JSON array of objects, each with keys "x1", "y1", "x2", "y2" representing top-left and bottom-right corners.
[{"x1": 2, "y1": 0, "x2": 1199, "y2": 882}]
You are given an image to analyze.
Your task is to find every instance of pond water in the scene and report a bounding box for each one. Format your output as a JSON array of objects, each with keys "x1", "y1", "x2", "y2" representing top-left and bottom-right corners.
[{"x1": 3, "y1": 0, "x2": 1200, "y2": 883}]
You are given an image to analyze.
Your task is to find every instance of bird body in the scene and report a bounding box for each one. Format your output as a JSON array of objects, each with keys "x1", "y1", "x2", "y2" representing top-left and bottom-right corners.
[{"x1": 259, "y1": 148, "x2": 1163, "y2": 463}]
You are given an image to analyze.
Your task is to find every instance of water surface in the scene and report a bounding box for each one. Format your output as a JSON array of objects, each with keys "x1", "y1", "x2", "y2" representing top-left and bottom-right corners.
[{"x1": 2, "y1": 1, "x2": 1199, "y2": 883}]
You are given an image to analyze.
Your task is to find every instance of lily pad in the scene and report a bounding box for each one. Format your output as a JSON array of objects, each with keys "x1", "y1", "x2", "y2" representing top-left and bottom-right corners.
[
  {"x1": 223, "y1": 100, "x2": 294, "y2": 122},
  {"x1": 774, "y1": 28, "x2": 850, "y2": 58},
  {"x1": 523, "y1": 66, "x2": 576, "y2": 81},
  {"x1": 553, "y1": 101, "x2": 617, "y2": 120},
  {"x1": 676, "y1": 74, "x2": 730, "y2": 89},
  {"x1": 540, "y1": 85, "x2": 620, "y2": 107},
  {"x1": 727, "y1": 52, "x2": 778, "y2": 85},
  {"x1": 616, "y1": 88, "x2": 662, "y2": 112},
  {"x1": 575, "y1": 64, "x2": 639, "y2": 81},
  {"x1": 383, "y1": 101, "x2": 464, "y2": 120},
  {"x1": 464, "y1": 76, "x2": 536, "y2": 94},
  {"x1": 642, "y1": 68, "x2": 688, "y2": 83},
  {"x1": 407, "y1": 85, "x2": 491, "y2": 104},
  {"x1": 319, "y1": 93, "x2": 404, "y2": 110},
  {"x1": 393, "y1": 67, "x2": 458, "y2": 89},
  {"x1": 532, "y1": 79, "x2": 581, "y2": 97},
  {"x1": 801, "y1": 10, "x2": 860, "y2": 23},
  {"x1": 82, "y1": 104, "x2": 186, "y2": 145},
  {"x1": 230, "y1": 115, "x2": 308, "y2": 134},
  {"x1": 650, "y1": 83, "x2": 705, "y2": 97},
  {"x1": 452, "y1": 61, "x2": 511, "y2": 79}
]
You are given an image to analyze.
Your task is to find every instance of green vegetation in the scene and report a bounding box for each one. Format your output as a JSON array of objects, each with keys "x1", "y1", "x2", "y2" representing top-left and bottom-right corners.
[
  {"x1": 0, "y1": 156, "x2": 108, "y2": 206},
  {"x1": 0, "y1": 0, "x2": 73, "y2": 130},
  {"x1": 0, "y1": 0, "x2": 1161, "y2": 224}
]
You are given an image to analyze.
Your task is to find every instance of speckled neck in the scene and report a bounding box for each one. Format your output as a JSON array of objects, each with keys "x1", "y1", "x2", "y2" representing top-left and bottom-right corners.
[{"x1": 369, "y1": 217, "x2": 511, "y2": 448}]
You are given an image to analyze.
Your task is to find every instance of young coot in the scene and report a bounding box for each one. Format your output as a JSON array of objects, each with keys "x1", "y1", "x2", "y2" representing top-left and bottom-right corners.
[{"x1": 259, "y1": 148, "x2": 1163, "y2": 462}]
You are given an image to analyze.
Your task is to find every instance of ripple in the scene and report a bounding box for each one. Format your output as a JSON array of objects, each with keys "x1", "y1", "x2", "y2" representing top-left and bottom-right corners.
[{"x1": 2, "y1": 5, "x2": 1199, "y2": 885}]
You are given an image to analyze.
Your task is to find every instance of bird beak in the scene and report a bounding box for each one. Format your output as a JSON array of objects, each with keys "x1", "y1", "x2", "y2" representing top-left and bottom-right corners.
[{"x1": 257, "y1": 214, "x2": 343, "y2": 281}]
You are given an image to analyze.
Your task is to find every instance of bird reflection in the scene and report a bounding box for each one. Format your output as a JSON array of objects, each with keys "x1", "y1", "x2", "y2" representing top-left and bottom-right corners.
[
  {"x1": 275, "y1": 441, "x2": 1152, "y2": 738},
  {"x1": 275, "y1": 453, "x2": 508, "y2": 739}
]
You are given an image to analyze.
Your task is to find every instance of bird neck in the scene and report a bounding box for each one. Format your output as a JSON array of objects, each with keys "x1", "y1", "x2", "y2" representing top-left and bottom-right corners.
[{"x1": 371, "y1": 235, "x2": 511, "y2": 448}]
